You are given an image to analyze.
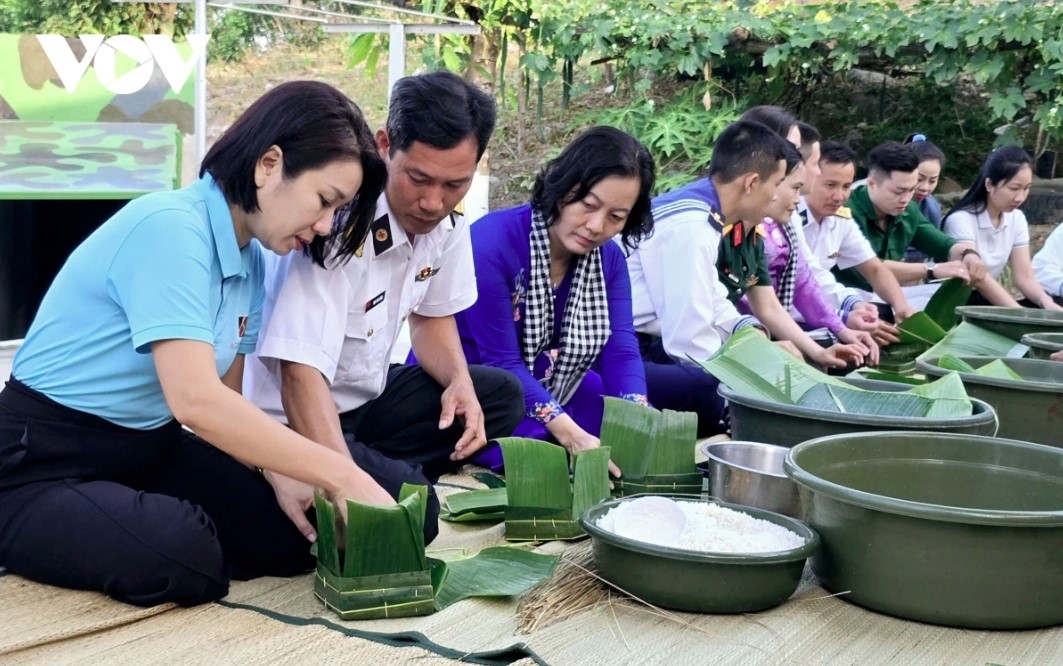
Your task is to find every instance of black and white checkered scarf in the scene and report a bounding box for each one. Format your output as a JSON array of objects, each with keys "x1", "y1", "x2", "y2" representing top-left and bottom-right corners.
[
  {"x1": 777, "y1": 211, "x2": 806, "y2": 311},
  {"x1": 521, "y1": 207, "x2": 611, "y2": 405}
]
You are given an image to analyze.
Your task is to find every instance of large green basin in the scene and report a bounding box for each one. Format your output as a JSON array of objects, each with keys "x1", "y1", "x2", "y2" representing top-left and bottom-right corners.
[
  {"x1": 955, "y1": 306, "x2": 1063, "y2": 341},
  {"x1": 580, "y1": 497, "x2": 818, "y2": 613},
  {"x1": 785, "y1": 431, "x2": 1063, "y2": 629},
  {"x1": 915, "y1": 356, "x2": 1063, "y2": 446},
  {"x1": 1021, "y1": 332, "x2": 1063, "y2": 360},
  {"x1": 719, "y1": 379, "x2": 997, "y2": 447}
]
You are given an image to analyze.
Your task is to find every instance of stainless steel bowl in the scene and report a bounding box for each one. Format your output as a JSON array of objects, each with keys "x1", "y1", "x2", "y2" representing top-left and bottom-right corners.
[{"x1": 701, "y1": 441, "x2": 801, "y2": 519}]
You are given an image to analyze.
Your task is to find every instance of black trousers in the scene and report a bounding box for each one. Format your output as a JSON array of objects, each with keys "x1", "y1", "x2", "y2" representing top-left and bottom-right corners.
[
  {"x1": 0, "y1": 378, "x2": 450, "y2": 608},
  {"x1": 339, "y1": 364, "x2": 525, "y2": 481}
]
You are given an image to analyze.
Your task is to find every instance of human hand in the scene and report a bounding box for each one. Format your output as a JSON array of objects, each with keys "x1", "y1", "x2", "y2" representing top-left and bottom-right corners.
[
  {"x1": 439, "y1": 377, "x2": 487, "y2": 462},
  {"x1": 933, "y1": 260, "x2": 971, "y2": 283},
  {"x1": 837, "y1": 327, "x2": 880, "y2": 365},
  {"x1": 871, "y1": 319, "x2": 901, "y2": 346},
  {"x1": 892, "y1": 306, "x2": 916, "y2": 323},
  {"x1": 774, "y1": 339, "x2": 803, "y2": 359},
  {"x1": 264, "y1": 470, "x2": 319, "y2": 541},
  {"x1": 560, "y1": 428, "x2": 621, "y2": 478},
  {"x1": 961, "y1": 253, "x2": 987, "y2": 282},
  {"x1": 814, "y1": 343, "x2": 865, "y2": 368},
  {"x1": 846, "y1": 305, "x2": 879, "y2": 332}
]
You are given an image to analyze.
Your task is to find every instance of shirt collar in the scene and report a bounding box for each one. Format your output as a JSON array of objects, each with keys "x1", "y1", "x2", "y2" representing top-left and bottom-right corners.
[
  {"x1": 847, "y1": 184, "x2": 882, "y2": 229},
  {"x1": 370, "y1": 193, "x2": 411, "y2": 257},
  {"x1": 976, "y1": 209, "x2": 1003, "y2": 229},
  {"x1": 195, "y1": 172, "x2": 247, "y2": 279}
]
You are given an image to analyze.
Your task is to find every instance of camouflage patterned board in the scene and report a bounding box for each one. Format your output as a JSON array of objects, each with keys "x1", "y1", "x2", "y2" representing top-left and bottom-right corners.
[{"x1": 0, "y1": 120, "x2": 180, "y2": 199}]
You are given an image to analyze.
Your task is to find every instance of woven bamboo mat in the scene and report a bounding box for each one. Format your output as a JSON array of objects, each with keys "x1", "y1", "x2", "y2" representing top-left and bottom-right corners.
[{"x1": 3, "y1": 466, "x2": 1063, "y2": 664}]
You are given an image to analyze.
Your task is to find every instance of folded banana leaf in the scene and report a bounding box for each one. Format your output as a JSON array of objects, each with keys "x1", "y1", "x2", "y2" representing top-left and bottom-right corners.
[
  {"x1": 905, "y1": 372, "x2": 974, "y2": 416},
  {"x1": 920, "y1": 322, "x2": 1029, "y2": 360},
  {"x1": 924, "y1": 278, "x2": 974, "y2": 330},
  {"x1": 600, "y1": 398, "x2": 701, "y2": 497},
  {"x1": 499, "y1": 438, "x2": 611, "y2": 541},
  {"x1": 972, "y1": 359, "x2": 1025, "y2": 381},
  {"x1": 938, "y1": 355, "x2": 977, "y2": 373},
  {"x1": 693, "y1": 325, "x2": 850, "y2": 402},
  {"x1": 440, "y1": 487, "x2": 508, "y2": 523},
  {"x1": 898, "y1": 311, "x2": 948, "y2": 346},
  {"x1": 314, "y1": 485, "x2": 559, "y2": 620}
]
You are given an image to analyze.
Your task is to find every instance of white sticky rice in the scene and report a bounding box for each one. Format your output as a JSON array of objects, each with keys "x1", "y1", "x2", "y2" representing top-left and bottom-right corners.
[{"x1": 597, "y1": 498, "x2": 805, "y2": 553}]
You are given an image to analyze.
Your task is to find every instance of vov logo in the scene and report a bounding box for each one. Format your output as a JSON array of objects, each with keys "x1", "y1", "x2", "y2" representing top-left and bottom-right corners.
[{"x1": 36, "y1": 34, "x2": 210, "y2": 95}]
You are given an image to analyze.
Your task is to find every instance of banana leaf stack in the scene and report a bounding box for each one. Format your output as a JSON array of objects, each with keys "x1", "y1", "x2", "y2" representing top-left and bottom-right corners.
[
  {"x1": 313, "y1": 485, "x2": 560, "y2": 620},
  {"x1": 599, "y1": 398, "x2": 700, "y2": 497},
  {"x1": 879, "y1": 278, "x2": 974, "y2": 375},
  {"x1": 500, "y1": 437, "x2": 612, "y2": 541}
]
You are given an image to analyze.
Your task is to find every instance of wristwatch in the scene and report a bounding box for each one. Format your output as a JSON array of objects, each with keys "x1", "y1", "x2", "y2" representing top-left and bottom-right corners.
[{"x1": 924, "y1": 260, "x2": 936, "y2": 283}]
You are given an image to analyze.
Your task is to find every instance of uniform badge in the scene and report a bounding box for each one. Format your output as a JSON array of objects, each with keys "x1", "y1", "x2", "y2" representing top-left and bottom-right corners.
[
  {"x1": 375, "y1": 229, "x2": 389, "y2": 242},
  {"x1": 415, "y1": 266, "x2": 440, "y2": 282},
  {"x1": 365, "y1": 291, "x2": 385, "y2": 312}
]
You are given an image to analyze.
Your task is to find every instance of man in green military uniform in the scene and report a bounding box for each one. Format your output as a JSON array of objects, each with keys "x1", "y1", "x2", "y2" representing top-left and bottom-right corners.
[{"x1": 839, "y1": 142, "x2": 990, "y2": 299}]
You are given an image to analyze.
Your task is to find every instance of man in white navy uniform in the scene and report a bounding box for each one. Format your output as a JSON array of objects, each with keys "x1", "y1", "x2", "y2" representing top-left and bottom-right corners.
[{"x1": 245, "y1": 71, "x2": 523, "y2": 542}]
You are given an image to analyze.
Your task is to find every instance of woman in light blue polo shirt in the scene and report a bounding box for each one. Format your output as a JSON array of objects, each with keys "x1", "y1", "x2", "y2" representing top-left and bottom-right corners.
[{"x1": 0, "y1": 81, "x2": 412, "y2": 607}]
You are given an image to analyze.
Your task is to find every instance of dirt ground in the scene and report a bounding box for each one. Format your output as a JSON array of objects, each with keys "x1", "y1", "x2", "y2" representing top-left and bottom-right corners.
[{"x1": 205, "y1": 40, "x2": 1061, "y2": 254}]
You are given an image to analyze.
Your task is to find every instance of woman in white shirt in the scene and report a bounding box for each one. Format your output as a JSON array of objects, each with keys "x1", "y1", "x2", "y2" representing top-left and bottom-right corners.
[{"x1": 943, "y1": 145, "x2": 1063, "y2": 310}]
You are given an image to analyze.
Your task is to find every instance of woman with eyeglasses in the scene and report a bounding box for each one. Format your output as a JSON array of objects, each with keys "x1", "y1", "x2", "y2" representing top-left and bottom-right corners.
[
  {"x1": 0, "y1": 82, "x2": 392, "y2": 608},
  {"x1": 944, "y1": 145, "x2": 1063, "y2": 310}
]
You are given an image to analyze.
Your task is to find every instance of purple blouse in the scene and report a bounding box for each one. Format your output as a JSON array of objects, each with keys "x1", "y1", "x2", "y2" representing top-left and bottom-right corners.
[
  {"x1": 457, "y1": 204, "x2": 648, "y2": 423},
  {"x1": 741, "y1": 220, "x2": 845, "y2": 334}
]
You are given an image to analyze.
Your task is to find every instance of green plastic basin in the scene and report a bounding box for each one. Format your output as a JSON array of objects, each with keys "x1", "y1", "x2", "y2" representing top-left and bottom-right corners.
[
  {"x1": 915, "y1": 356, "x2": 1063, "y2": 446},
  {"x1": 580, "y1": 497, "x2": 818, "y2": 614},
  {"x1": 956, "y1": 306, "x2": 1063, "y2": 341},
  {"x1": 1021, "y1": 332, "x2": 1063, "y2": 360},
  {"x1": 785, "y1": 431, "x2": 1063, "y2": 629},
  {"x1": 719, "y1": 379, "x2": 997, "y2": 447}
]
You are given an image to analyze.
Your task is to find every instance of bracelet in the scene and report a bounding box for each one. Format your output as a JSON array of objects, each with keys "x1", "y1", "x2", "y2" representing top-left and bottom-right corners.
[{"x1": 960, "y1": 248, "x2": 981, "y2": 260}]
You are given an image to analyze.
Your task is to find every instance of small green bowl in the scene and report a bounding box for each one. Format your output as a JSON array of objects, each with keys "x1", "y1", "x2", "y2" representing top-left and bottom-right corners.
[
  {"x1": 786, "y1": 431, "x2": 1063, "y2": 629},
  {"x1": 1021, "y1": 332, "x2": 1063, "y2": 359},
  {"x1": 956, "y1": 306, "x2": 1063, "y2": 342},
  {"x1": 580, "y1": 497, "x2": 819, "y2": 614}
]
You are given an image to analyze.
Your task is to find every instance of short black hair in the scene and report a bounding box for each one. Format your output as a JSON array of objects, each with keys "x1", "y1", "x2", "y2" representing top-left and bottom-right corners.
[
  {"x1": 797, "y1": 121, "x2": 821, "y2": 160},
  {"x1": 200, "y1": 80, "x2": 386, "y2": 268},
  {"x1": 740, "y1": 105, "x2": 798, "y2": 139},
  {"x1": 904, "y1": 133, "x2": 947, "y2": 167},
  {"x1": 530, "y1": 126, "x2": 656, "y2": 251},
  {"x1": 819, "y1": 140, "x2": 858, "y2": 168},
  {"x1": 708, "y1": 121, "x2": 790, "y2": 184},
  {"x1": 867, "y1": 142, "x2": 919, "y2": 181},
  {"x1": 386, "y1": 70, "x2": 497, "y2": 160}
]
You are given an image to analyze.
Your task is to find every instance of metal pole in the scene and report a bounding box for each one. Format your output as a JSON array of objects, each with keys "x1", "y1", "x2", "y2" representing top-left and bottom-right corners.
[
  {"x1": 194, "y1": 0, "x2": 208, "y2": 169},
  {"x1": 387, "y1": 22, "x2": 405, "y2": 101}
]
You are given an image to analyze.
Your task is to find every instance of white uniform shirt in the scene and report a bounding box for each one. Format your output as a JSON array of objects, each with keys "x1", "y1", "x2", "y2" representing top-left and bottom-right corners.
[
  {"x1": 1034, "y1": 223, "x2": 1063, "y2": 298},
  {"x1": 944, "y1": 208, "x2": 1029, "y2": 280},
  {"x1": 627, "y1": 198, "x2": 757, "y2": 365},
  {"x1": 791, "y1": 199, "x2": 874, "y2": 310},
  {"x1": 244, "y1": 194, "x2": 477, "y2": 419}
]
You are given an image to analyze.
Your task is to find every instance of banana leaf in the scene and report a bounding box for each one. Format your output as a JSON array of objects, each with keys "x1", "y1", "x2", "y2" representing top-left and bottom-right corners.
[
  {"x1": 920, "y1": 322, "x2": 1029, "y2": 360},
  {"x1": 898, "y1": 311, "x2": 947, "y2": 346},
  {"x1": 795, "y1": 383, "x2": 934, "y2": 416},
  {"x1": 499, "y1": 438, "x2": 611, "y2": 541},
  {"x1": 848, "y1": 368, "x2": 926, "y2": 385},
  {"x1": 693, "y1": 325, "x2": 848, "y2": 403},
  {"x1": 938, "y1": 355, "x2": 977, "y2": 373},
  {"x1": 313, "y1": 485, "x2": 435, "y2": 620},
  {"x1": 906, "y1": 372, "x2": 974, "y2": 417},
  {"x1": 430, "y1": 547, "x2": 560, "y2": 610},
  {"x1": 974, "y1": 359, "x2": 1026, "y2": 381},
  {"x1": 471, "y1": 471, "x2": 507, "y2": 488},
  {"x1": 601, "y1": 398, "x2": 701, "y2": 498},
  {"x1": 314, "y1": 485, "x2": 559, "y2": 620},
  {"x1": 923, "y1": 278, "x2": 974, "y2": 329},
  {"x1": 440, "y1": 487, "x2": 508, "y2": 523}
]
